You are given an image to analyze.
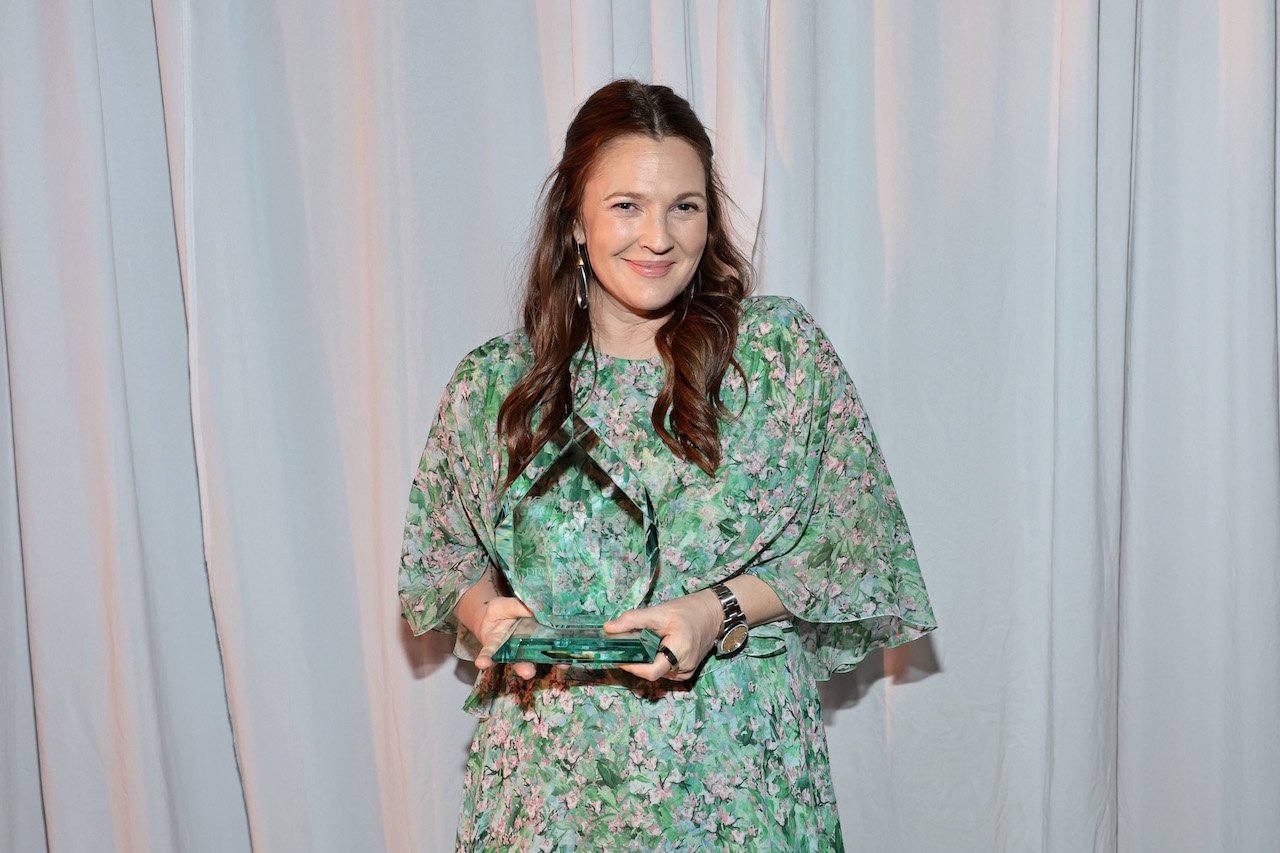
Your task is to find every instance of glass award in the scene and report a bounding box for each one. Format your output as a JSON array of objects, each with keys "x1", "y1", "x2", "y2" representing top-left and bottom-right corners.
[{"x1": 491, "y1": 413, "x2": 661, "y2": 666}]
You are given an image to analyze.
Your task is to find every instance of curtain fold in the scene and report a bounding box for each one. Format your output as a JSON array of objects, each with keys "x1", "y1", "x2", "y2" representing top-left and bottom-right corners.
[
  {"x1": 1, "y1": 1, "x2": 1277, "y2": 851},
  {"x1": 0, "y1": 1, "x2": 248, "y2": 850},
  {"x1": 1118, "y1": 3, "x2": 1280, "y2": 849},
  {"x1": 0, "y1": 269, "x2": 47, "y2": 853},
  {"x1": 1041, "y1": 1, "x2": 1127, "y2": 847}
]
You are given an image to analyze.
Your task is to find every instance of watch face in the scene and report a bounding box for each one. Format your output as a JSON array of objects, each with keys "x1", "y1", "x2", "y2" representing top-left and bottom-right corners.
[{"x1": 719, "y1": 623, "x2": 749, "y2": 656}]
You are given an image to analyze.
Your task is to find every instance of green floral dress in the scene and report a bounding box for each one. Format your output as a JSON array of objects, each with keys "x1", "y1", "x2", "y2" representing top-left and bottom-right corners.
[{"x1": 400, "y1": 296, "x2": 936, "y2": 851}]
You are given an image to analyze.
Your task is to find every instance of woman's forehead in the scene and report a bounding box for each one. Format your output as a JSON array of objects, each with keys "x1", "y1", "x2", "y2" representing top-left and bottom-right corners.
[{"x1": 584, "y1": 135, "x2": 707, "y2": 193}]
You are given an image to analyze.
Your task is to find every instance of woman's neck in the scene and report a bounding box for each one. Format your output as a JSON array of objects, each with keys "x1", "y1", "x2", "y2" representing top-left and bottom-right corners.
[{"x1": 587, "y1": 301, "x2": 669, "y2": 359}]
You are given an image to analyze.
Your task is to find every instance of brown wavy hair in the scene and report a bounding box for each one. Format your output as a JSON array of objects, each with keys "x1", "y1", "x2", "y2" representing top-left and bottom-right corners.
[{"x1": 498, "y1": 79, "x2": 752, "y2": 485}]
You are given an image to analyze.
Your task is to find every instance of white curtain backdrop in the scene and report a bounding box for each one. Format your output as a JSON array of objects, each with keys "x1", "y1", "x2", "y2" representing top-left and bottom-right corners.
[{"x1": 3, "y1": 2, "x2": 1278, "y2": 851}]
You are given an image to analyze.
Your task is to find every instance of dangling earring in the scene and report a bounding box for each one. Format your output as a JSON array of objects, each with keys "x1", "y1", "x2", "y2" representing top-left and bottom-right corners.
[{"x1": 574, "y1": 242, "x2": 590, "y2": 309}]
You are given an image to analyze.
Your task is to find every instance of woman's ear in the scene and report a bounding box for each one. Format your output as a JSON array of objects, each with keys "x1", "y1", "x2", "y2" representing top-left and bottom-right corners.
[{"x1": 572, "y1": 222, "x2": 585, "y2": 245}]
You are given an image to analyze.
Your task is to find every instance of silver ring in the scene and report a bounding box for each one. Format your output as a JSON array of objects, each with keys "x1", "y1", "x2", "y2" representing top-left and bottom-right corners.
[{"x1": 656, "y1": 645, "x2": 680, "y2": 671}]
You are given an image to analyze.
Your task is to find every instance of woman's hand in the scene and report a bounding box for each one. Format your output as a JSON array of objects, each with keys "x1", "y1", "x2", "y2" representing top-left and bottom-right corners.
[
  {"x1": 471, "y1": 595, "x2": 537, "y2": 679},
  {"x1": 603, "y1": 589, "x2": 722, "y2": 682},
  {"x1": 454, "y1": 573, "x2": 538, "y2": 680}
]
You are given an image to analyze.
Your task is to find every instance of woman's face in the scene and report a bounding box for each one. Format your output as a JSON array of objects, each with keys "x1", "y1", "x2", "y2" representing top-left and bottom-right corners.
[{"x1": 572, "y1": 134, "x2": 709, "y2": 321}]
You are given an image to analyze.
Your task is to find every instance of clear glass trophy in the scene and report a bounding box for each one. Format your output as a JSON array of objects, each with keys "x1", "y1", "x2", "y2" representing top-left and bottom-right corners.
[{"x1": 491, "y1": 412, "x2": 661, "y2": 666}]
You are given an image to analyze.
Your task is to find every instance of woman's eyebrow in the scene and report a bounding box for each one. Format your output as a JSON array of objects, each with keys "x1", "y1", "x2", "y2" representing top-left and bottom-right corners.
[{"x1": 602, "y1": 190, "x2": 709, "y2": 201}]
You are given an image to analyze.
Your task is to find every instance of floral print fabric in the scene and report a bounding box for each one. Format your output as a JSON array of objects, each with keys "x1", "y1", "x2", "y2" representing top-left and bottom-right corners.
[{"x1": 400, "y1": 296, "x2": 937, "y2": 851}]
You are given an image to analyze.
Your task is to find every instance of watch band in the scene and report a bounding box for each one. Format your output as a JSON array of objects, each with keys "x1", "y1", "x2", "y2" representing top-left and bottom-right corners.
[{"x1": 712, "y1": 583, "x2": 749, "y2": 657}]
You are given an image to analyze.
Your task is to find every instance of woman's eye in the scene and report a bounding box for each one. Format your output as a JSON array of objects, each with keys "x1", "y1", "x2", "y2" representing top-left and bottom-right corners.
[
  {"x1": 613, "y1": 201, "x2": 636, "y2": 210},
  {"x1": 676, "y1": 202, "x2": 701, "y2": 213}
]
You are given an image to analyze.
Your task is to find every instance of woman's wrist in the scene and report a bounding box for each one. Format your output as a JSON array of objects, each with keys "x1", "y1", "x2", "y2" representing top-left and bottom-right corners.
[
  {"x1": 453, "y1": 572, "x2": 498, "y2": 637},
  {"x1": 720, "y1": 575, "x2": 790, "y2": 628},
  {"x1": 693, "y1": 588, "x2": 724, "y2": 641}
]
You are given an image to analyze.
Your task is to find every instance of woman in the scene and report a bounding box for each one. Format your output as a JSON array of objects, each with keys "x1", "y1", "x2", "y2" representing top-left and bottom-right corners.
[{"x1": 400, "y1": 79, "x2": 936, "y2": 851}]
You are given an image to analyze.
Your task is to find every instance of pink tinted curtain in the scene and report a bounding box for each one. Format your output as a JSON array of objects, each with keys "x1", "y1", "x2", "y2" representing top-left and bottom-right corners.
[{"x1": 1, "y1": 2, "x2": 1277, "y2": 851}]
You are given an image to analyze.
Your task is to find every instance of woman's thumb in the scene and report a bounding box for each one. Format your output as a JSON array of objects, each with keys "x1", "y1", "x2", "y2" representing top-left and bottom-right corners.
[
  {"x1": 603, "y1": 609, "x2": 642, "y2": 633},
  {"x1": 492, "y1": 596, "x2": 534, "y2": 619}
]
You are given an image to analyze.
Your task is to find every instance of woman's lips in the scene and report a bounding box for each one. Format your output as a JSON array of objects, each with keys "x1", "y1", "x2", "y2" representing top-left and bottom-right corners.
[{"x1": 625, "y1": 260, "x2": 676, "y2": 277}]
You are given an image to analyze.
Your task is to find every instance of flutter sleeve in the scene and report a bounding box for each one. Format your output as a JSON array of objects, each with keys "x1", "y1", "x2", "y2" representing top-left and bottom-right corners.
[
  {"x1": 745, "y1": 309, "x2": 937, "y2": 679},
  {"x1": 399, "y1": 353, "x2": 503, "y2": 637}
]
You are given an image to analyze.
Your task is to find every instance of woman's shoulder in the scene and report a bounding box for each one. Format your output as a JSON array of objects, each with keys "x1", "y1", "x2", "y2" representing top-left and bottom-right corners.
[
  {"x1": 448, "y1": 328, "x2": 532, "y2": 383},
  {"x1": 736, "y1": 294, "x2": 823, "y2": 353},
  {"x1": 438, "y1": 329, "x2": 533, "y2": 418}
]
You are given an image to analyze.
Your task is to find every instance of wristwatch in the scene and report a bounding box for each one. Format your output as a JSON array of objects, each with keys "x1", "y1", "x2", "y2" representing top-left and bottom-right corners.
[{"x1": 712, "y1": 583, "x2": 749, "y2": 658}]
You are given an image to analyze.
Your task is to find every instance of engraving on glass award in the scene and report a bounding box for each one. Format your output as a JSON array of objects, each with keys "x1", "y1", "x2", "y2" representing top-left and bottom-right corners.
[{"x1": 491, "y1": 412, "x2": 660, "y2": 666}]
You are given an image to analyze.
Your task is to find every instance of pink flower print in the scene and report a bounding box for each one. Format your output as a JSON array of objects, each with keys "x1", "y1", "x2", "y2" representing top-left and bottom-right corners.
[
  {"x1": 412, "y1": 297, "x2": 934, "y2": 850},
  {"x1": 706, "y1": 772, "x2": 733, "y2": 800},
  {"x1": 647, "y1": 783, "x2": 672, "y2": 805}
]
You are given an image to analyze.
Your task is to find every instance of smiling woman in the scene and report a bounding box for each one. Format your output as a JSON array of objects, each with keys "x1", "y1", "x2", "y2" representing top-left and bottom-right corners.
[
  {"x1": 399, "y1": 79, "x2": 936, "y2": 851},
  {"x1": 572, "y1": 134, "x2": 709, "y2": 353},
  {"x1": 497, "y1": 81, "x2": 752, "y2": 484}
]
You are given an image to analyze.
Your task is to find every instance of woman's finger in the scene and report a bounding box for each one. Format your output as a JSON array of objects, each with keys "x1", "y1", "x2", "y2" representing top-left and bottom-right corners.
[
  {"x1": 490, "y1": 597, "x2": 535, "y2": 620},
  {"x1": 475, "y1": 617, "x2": 517, "y2": 662},
  {"x1": 601, "y1": 611, "x2": 639, "y2": 634},
  {"x1": 616, "y1": 659, "x2": 691, "y2": 682},
  {"x1": 603, "y1": 606, "x2": 667, "y2": 635},
  {"x1": 473, "y1": 595, "x2": 536, "y2": 679},
  {"x1": 655, "y1": 644, "x2": 681, "y2": 674},
  {"x1": 614, "y1": 642, "x2": 692, "y2": 682},
  {"x1": 614, "y1": 660, "x2": 666, "y2": 681},
  {"x1": 476, "y1": 644, "x2": 537, "y2": 680}
]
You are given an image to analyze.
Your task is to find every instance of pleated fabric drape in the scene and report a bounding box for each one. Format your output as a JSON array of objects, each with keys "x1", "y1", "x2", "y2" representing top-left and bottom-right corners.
[
  {"x1": 0, "y1": 3, "x2": 248, "y2": 851},
  {"x1": 2, "y1": 2, "x2": 1277, "y2": 851}
]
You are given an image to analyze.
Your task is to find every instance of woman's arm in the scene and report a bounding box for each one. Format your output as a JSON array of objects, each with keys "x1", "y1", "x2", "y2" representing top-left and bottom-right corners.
[
  {"x1": 453, "y1": 572, "x2": 539, "y2": 680},
  {"x1": 722, "y1": 573, "x2": 791, "y2": 627},
  {"x1": 603, "y1": 574, "x2": 791, "y2": 682}
]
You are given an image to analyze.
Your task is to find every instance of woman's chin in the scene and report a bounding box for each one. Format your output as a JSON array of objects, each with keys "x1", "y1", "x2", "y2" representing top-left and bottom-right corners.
[{"x1": 594, "y1": 287, "x2": 690, "y2": 320}]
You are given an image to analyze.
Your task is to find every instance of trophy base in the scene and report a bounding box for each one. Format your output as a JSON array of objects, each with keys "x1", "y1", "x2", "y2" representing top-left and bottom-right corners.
[{"x1": 491, "y1": 618, "x2": 661, "y2": 666}]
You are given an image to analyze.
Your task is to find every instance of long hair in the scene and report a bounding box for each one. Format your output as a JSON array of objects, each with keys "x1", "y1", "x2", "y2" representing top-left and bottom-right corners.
[{"x1": 498, "y1": 80, "x2": 752, "y2": 485}]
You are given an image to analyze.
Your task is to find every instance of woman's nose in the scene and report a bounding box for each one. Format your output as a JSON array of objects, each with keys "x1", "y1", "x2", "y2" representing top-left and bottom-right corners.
[{"x1": 640, "y1": 213, "x2": 674, "y2": 254}]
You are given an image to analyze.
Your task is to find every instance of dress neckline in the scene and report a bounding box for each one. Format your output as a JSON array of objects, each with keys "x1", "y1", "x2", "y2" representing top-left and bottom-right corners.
[{"x1": 573, "y1": 347, "x2": 664, "y2": 370}]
